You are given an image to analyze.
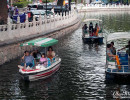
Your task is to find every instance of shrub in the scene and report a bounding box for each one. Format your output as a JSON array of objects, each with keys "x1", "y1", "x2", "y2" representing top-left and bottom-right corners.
[
  {"x1": 42, "y1": 0, "x2": 50, "y2": 3},
  {"x1": 13, "y1": 1, "x2": 32, "y2": 8},
  {"x1": 42, "y1": 0, "x2": 54, "y2": 3}
]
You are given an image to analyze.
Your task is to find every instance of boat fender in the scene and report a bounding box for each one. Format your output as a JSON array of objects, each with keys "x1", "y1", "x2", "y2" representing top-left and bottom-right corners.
[{"x1": 116, "y1": 55, "x2": 121, "y2": 70}]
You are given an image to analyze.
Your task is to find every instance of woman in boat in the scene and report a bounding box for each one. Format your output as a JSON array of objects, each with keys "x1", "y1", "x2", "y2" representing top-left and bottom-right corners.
[
  {"x1": 118, "y1": 40, "x2": 130, "y2": 67},
  {"x1": 110, "y1": 42, "x2": 116, "y2": 55},
  {"x1": 39, "y1": 53, "x2": 47, "y2": 66},
  {"x1": 47, "y1": 46, "x2": 55, "y2": 60},
  {"x1": 94, "y1": 23, "x2": 100, "y2": 37},
  {"x1": 107, "y1": 44, "x2": 116, "y2": 61}
]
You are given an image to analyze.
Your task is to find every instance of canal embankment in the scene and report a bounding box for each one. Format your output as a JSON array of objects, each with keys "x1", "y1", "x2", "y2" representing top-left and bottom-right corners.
[{"x1": 0, "y1": 11, "x2": 81, "y2": 65}]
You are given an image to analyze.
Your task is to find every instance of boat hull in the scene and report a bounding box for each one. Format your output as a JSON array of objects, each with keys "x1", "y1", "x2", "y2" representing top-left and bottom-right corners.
[
  {"x1": 19, "y1": 59, "x2": 61, "y2": 81},
  {"x1": 105, "y1": 71, "x2": 130, "y2": 79},
  {"x1": 82, "y1": 37, "x2": 104, "y2": 44}
]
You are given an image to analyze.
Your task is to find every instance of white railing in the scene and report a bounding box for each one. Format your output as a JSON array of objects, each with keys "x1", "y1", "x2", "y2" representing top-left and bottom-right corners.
[
  {"x1": 75, "y1": 4, "x2": 130, "y2": 11},
  {"x1": 0, "y1": 10, "x2": 78, "y2": 42}
]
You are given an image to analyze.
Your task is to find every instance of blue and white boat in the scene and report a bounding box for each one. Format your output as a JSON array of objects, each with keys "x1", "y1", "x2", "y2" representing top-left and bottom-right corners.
[
  {"x1": 82, "y1": 19, "x2": 104, "y2": 44},
  {"x1": 105, "y1": 32, "x2": 130, "y2": 79}
]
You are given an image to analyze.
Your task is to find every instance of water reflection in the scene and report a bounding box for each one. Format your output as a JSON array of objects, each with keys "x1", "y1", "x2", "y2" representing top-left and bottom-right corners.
[{"x1": 85, "y1": 11, "x2": 130, "y2": 33}]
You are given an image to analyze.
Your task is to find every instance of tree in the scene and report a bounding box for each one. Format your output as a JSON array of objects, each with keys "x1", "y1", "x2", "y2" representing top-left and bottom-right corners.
[
  {"x1": 0, "y1": 0, "x2": 8, "y2": 24},
  {"x1": 57, "y1": 0, "x2": 64, "y2": 6},
  {"x1": 81, "y1": 0, "x2": 83, "y2": 3},
  {"x1": 57, "y1": 0, "x2": 72, "y2": 10}
]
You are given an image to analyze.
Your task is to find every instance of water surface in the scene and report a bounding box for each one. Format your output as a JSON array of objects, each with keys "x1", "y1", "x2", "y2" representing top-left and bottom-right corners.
[{"x1": 1, "y1": 11, "x2": 130, "y2": 100}]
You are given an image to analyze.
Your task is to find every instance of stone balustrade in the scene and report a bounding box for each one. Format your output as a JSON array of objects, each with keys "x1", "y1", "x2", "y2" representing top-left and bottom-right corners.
[
  {"x1": 0, "y1": 10, "x2": 78, "y2": 42},
  {"x1": 73, "y1": 4, "x2": 130, "y2": 12},
  {"x1": 84, "y1": 4, "x2": 130, "y2": 8}
]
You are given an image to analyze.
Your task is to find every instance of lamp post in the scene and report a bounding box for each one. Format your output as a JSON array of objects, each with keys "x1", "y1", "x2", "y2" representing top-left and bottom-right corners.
[{"x1": 46, "y1": 0, "x2": 47, "y2": 15}]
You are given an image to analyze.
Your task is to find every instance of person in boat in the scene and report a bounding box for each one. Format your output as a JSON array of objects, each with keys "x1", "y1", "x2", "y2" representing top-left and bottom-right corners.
[
  {"x1": 82, "y1": 24, "x2": 88, "y2": 37},
  {"x1": 118, "y1": 40, "x2": 130, "y2": 67},
  {"x1": 89, "y1": 22, "x2": 94, "y2": 36},
  {"x1": 24, "y1": 51, "x2": 35, "y2": 68},
  {"x1": 31, "y1": 50, "x2": 41, "y2": 59},
  {"x1": 110, "y1": 42, "x2": 116, "y2": 55},
  {"x1": 39, "y1": 53, "x2": 47, "y2": 66},
  {"x1": 94, "y1": 23, "x2": 100, "y2": 37},
  {"x1": 18, "y1": 51, "x2": 35, "y2": 69},
  {"x1": 20, "y1": 51, "x2": 27, "y2": 66},
  {"x1": 107, "y1": 44, "x2": 116, "y2": 60},
  {"x1": 83, "y1": 24, "x2": 88, "y2": 31},
  {"x1": 47, "y1": 46, "x2": 55, "y2": 60}
]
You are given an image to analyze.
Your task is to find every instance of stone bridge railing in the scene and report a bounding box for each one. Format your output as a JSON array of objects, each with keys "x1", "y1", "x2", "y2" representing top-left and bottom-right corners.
[
  {"x1": 74, "y1": 4, "x2": 130, "y2": 12},
  {"x1": 0, "y1": 10, "x2": 78, "y2": 42}
]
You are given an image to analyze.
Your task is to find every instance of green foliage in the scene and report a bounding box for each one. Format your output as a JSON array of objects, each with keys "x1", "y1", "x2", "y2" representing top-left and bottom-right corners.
[
  {"x1": 13, "y1": 1, "x2": 32, "y2": 8},
  {"x1": 42, "y1": 0, "x2": 54, "y2": 3},
  {"x1": 42, "y1": 0, "x2": 50, "y2": 3}
]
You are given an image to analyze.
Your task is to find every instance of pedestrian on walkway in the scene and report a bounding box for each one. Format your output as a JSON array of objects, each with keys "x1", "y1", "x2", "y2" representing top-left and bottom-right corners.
[
  {"x1": 51, "y1": 7, "x2": 55, "y2": 16},
  {"x1": 9, "y1": 5, "x2": 15, "y2": 19},
  {"x1": 14, "y1": 6, "x2": 19, "y2": 15}
]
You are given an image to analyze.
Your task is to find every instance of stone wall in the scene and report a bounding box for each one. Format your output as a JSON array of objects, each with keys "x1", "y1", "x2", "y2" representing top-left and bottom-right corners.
[{"x1": 0, "y1": 17, "x2": 80, "y2": 65}]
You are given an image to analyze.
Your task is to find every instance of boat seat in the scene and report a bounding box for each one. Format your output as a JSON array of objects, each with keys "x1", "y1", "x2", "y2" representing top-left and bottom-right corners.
[
  {"x1": 107, "y1": 61, "x2": 116, "y2": 65},
  {"x1": 120, "y1": 61, "x2": 128, "y2": 65},
  {"x1": 107, "y1": 56, "x2": 115, "y2": 62}
]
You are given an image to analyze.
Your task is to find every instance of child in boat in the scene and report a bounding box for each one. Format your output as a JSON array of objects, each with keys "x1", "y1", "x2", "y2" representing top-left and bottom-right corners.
[
  {"x1": 39, "y1": 53, "x2": 47, "y2": 66},
  {"x1": 47, "y1": 46, "x2": 55, "y2": 60}
]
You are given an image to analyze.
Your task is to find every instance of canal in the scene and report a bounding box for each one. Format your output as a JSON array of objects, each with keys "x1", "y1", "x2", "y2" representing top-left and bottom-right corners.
[{"x1": 1, "y1": 11, "x2": 130, "y2": 99}]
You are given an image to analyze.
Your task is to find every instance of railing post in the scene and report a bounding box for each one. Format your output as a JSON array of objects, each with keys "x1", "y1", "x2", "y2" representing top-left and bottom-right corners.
[
  {"x1": 44, "y1": 15, "x2": 47, "y2": 31},
  {"x1": 39, "y1": 13, "x2": 42, "y2": 24},
  {"x1": 25, "y1": 14, "x2": 28, "y2": 27},
  {"x1": 49, "y1": 14, "x2": 51, "y2": 30},
  {"x1": 17, "y1": 16, "x2": 20, "y2": 24},
  {"x1": 7, "y1": 16, "x2": 12, "y2": 37},
  {"x1": 53, "y1": 13, "x2": 55, "y2": 28}
]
